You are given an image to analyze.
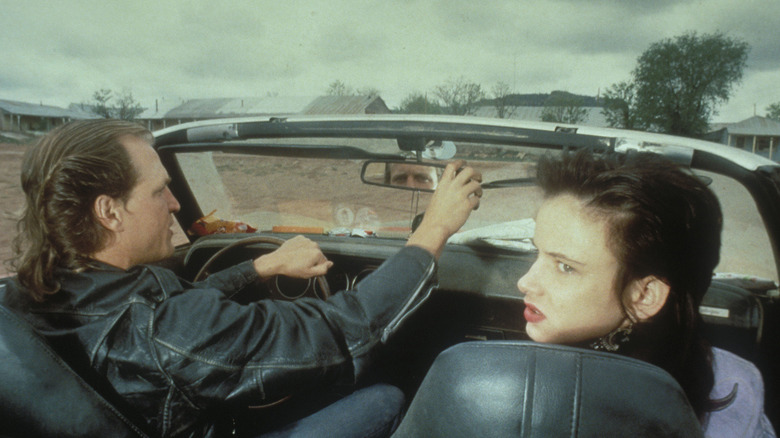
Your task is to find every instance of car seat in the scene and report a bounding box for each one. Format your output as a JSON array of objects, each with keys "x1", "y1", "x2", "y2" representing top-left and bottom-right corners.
[
  {"x1": 392, "y1": 341, "x2": 704, "y2": 438},
  {"x1": 0, "y1": 302, "x2": 153, "y2": 437}
]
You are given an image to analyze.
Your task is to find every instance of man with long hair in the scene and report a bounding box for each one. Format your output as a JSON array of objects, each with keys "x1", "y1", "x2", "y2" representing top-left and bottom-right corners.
[{"x1": 4, "y1": 119, "x2": 482, "y2": 437}]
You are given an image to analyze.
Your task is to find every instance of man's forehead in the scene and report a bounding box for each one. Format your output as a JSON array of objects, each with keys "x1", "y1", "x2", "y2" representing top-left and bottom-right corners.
[{"x1": 121, "y1": 135, "x2": 167, "y2": 181}]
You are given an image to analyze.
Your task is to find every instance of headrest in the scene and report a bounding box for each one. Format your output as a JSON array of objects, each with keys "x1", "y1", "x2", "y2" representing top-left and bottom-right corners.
[{"x1": 392, "y1": 341, "x2": 703, "y2": 438}]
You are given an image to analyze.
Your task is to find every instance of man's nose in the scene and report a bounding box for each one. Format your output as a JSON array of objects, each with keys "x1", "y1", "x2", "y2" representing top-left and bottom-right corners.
[{"x1": 165, "y1": 188, "x2": 181, "y2": 213}]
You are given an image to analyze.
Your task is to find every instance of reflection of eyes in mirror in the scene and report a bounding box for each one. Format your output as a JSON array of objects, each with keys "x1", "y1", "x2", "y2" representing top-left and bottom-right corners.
[
  {"x1": 387, "y1": 163, "x2": 439, "y2": 190},
  {"x1": 361, "y1": 161, "x2": 443, "y2": 192}
]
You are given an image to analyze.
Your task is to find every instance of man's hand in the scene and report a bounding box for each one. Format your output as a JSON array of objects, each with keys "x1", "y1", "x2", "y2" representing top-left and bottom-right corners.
[
  {"x1": 253, "y1": 235, "x2": 333, "y2": 280},
  {"x1": 407, "y1": 160, "x2": 482, "y2": 259}
]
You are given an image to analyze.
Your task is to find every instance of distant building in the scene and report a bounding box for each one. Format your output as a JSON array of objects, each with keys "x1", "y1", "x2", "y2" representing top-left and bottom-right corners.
[
  {"x1": 159, "y1": 96, "x2": 318, "y2": 124},
  {"x1": 136, "y1": 98, "x2": 188, "y2": 131},
  {"x1": 301, "y1": 95, "x2": 391, "y2": 115},
  {"x1": 140, "y1": 95, "x2": 391, "y2": 131},
  {"x1": 0, "y1": 99, "x2": 96, "y2": 132},
  {"x1": 706, "y1": 116, "x2": 780, "y2": 161}
]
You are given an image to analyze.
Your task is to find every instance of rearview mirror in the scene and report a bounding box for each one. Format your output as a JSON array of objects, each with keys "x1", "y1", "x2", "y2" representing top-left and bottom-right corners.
[{"x1": 361, "y1": 160, "x2": 445, "y2": 192}]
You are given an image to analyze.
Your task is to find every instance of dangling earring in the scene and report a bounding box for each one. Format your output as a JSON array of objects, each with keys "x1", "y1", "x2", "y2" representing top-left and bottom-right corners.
[{"x1": 590, "y1": 321, "x2": 634, "y2": 352}]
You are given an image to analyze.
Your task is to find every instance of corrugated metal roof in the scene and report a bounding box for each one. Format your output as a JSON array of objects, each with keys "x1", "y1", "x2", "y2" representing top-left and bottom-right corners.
[
  {"x1": 475, "y1": 106, "x2": 609, "y2": 127},
  {"x1": 138, "y1": 98, "x2": 186, "y2": 120},
  {"x1": 720, "y1": 116, "x2": 780, "y2": 136},
  {"x1": 239, "y1": 96, "x2": 316, "y2": 115},
  {"x1": 0, "y1": 99, "x2": 95, "y2": 119},
  {"x1": 164, "y1": 98, "x2": 235, "y2": 118},
  {"x1": 301, "y1": 96, "x2": 390, "y2": 115},
  {"x1": 163, "y1": 97, "x2": 316, "y2": 119}
]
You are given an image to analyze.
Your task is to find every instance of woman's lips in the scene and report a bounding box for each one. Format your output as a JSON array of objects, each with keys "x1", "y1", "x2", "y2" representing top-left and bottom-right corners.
[{"x1": 523, "y1": 303, "x2": 545, "y2": 323}]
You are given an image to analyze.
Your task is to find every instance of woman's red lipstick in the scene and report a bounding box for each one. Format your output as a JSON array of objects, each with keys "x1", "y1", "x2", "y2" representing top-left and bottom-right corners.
[{"x1": 524, "y1": 303, "x2": 545, "y2": 323}]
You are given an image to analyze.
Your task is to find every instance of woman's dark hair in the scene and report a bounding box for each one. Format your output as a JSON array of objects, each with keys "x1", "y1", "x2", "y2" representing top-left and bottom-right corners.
[
  {"x1": 536, "y1": 149, "x2": 722, "y2": 420},
  {"x1": 11, "y1": 119, "x2": 153, "y2": 300}
]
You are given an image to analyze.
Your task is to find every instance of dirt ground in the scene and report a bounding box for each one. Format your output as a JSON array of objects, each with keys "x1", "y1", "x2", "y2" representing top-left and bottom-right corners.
[{"x1": 1, "y1": 141, "x2": 777, "y2": 283}]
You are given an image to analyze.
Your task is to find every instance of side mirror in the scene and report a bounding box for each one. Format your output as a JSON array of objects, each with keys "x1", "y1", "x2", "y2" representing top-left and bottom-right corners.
[{"x1": 361, "y1": 160, "x2": 445, "y2": 192}]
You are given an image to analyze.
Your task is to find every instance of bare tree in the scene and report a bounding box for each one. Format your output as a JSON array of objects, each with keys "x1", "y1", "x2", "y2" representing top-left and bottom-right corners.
[
  {"x1": 326, "y1": 81, "x2": 380, "y2": 97},
  {"x1": 540, "y1": 92, "x2": 588, "y2": 124},
  {"x1": 115, "y1": 90, "x2": 144, "y2": 121},
  {"x1": 326, "y1": 80, "x2": 354, "y2": 96},
  {"x1": 87, "y1": 88, "x2": 144, "y2": 120},
  {"x1": 92, "y1": 89, "x2": 113, "y2": 118},
  {"x1": 491, "y1": 81, "x2": 516, "y2": 119},
  {"x1": 356, "y1": 87, "x2": 381, "y2": 97},
  {"x1": 433, "y1": 77, "x2": 485, "y2": 115}
]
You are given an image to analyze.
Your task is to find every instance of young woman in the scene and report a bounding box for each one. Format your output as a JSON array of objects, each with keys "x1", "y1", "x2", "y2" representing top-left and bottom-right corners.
[{"x1": 517, "y1": 151, "x2": 775, "y2": 436}]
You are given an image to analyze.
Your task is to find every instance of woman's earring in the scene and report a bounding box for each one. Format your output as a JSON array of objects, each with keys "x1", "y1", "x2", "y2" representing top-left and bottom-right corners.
[{"x1": 590, "y1": 321, "x2": 634, "y2": 352}]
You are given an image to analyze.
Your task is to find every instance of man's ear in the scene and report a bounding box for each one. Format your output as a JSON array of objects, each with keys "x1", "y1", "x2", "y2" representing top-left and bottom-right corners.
[
  {"x1": 93, "y1": 194, "x2": 124, "y2": 232},
  {"x1": 628, "y1": 276, "x2": 670, "y2": 321}
]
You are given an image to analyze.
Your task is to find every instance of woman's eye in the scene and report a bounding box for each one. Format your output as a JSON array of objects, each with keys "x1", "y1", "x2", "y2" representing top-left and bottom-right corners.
[{"x1": 557, "y1": 261, "x2": 574, "y2": 273}]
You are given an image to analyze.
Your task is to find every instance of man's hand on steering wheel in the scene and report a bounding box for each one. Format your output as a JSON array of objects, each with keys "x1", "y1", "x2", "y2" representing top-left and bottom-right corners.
[{"x1": 253, "y1": 235, "x2": 333, "y2": 280}]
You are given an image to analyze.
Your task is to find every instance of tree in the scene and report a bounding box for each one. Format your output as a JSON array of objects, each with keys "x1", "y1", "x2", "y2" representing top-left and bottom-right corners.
[
  {"x1": 92, "y1": 89, "x2": 113, "y2": 118},
  {"x1": 115, "y1": 90, "x2": 144, "y2": 121},
  {"x1": 356, "y1": 86, "x2": 381, "y2": 97},
  {"x1": 491, "y1": 81, "x2": 516, "y2": 119},
  {"x1": 87, "y1": 88, "x2": 144, "y2": 120},
  {"x1": 767, "y1": 102, "x2": 780, "y2": 121},
  {"x1": 632, "y1": 32, "x2": 749, "y2": 136},
  {"x1": 432, "y1": 77, "x2": 485, "y2": 115},
  {"x1": 540, "y1": 92, "x2": 588, "y2": 124},
  {"x1": 397, "y1": 92, "x2": 443, "y2": 114},
  {"x1": 601, "y1": 81, "x2": 644, "y2": 130},
  {"x1": 326, "y1": 81, "x2": 380, "y2": 97},
  {"x1": 326, "y1": 80, "x2": 353, "y2": 96}
]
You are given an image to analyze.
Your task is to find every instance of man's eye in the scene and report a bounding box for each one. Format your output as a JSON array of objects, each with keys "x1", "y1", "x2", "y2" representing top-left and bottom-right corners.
[{"x1": 557, "y1": 261, "x2": 575, "y2": 273}]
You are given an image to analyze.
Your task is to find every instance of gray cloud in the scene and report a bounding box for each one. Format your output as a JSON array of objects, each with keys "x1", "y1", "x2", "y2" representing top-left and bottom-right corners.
[{"x1": 1, "y1": 0, "x2": 778, "y2": 121}]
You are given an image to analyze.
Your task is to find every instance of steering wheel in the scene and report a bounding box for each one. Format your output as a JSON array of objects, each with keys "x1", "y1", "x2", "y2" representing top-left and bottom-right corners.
[{"x1": 193, "y1": 235, "x2": 331, "y2": 299}]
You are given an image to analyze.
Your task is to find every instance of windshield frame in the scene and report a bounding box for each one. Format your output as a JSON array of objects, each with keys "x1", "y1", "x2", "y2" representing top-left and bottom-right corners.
[{"x1": 153, "y1": 116, "x2": 780, "y2": 281}]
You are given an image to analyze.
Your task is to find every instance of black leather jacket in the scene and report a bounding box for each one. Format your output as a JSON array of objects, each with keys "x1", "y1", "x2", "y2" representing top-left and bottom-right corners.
[{"x1": 1, "y1": 246, "x2": 436, "y2": 437}]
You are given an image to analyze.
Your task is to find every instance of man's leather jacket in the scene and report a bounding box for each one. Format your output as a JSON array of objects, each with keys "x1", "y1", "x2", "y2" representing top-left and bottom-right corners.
[{"x1": 2, "y1": 246, "x2": 436, "y2": 437}]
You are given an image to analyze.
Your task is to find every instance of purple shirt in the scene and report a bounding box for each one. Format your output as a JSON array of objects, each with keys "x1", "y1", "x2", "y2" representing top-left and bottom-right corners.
[{"x1": 704, "y1": 348, "x2": 776, "y2": 437}]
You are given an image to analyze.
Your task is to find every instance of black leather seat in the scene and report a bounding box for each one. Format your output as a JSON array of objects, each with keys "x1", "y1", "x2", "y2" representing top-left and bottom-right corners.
[
  {"x1": 392, "y1": 341, "x2": 704, "y2": 438},
  {"x1": 0, "y1": 300, "x2": 152, "y2": 437}
]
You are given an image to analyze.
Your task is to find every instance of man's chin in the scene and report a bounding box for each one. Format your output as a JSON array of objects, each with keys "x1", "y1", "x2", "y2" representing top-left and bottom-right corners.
[{"x1": 143, "y1": 246, "x2": 176, "y2": 265}]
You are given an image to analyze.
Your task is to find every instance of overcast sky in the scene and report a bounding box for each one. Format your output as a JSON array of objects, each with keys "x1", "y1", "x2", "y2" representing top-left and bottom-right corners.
[{"x1": 2, "y1": 0, "x2": 778, "y2": 122}]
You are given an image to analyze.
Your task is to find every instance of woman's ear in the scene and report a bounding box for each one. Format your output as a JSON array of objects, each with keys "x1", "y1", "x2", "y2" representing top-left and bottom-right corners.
[
  {"x1": 628, "y1": 276, "x2": 670, "y2": 321},
  {"x1": 93, "y1": 194, "x2": 123, "y2": 232}
]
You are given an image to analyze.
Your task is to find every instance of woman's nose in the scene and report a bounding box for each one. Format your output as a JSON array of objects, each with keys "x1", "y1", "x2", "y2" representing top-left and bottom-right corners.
[{"x1": 516, "y1": 261, "x2": 540, "y2": 297}]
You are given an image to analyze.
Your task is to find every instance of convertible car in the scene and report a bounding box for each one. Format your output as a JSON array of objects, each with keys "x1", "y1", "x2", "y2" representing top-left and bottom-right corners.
[{"x1": 1, "y1": 114, "x2": 778, "y2": 436}]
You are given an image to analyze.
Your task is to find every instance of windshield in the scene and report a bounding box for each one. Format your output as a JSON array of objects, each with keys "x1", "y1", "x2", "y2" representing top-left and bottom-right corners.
[
  {"x1": 176, "y1": 142, "x2": 541, "y2": 235},
  {"x1": 173, "y1": 142, "x2": 777, "y2": 284}
]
